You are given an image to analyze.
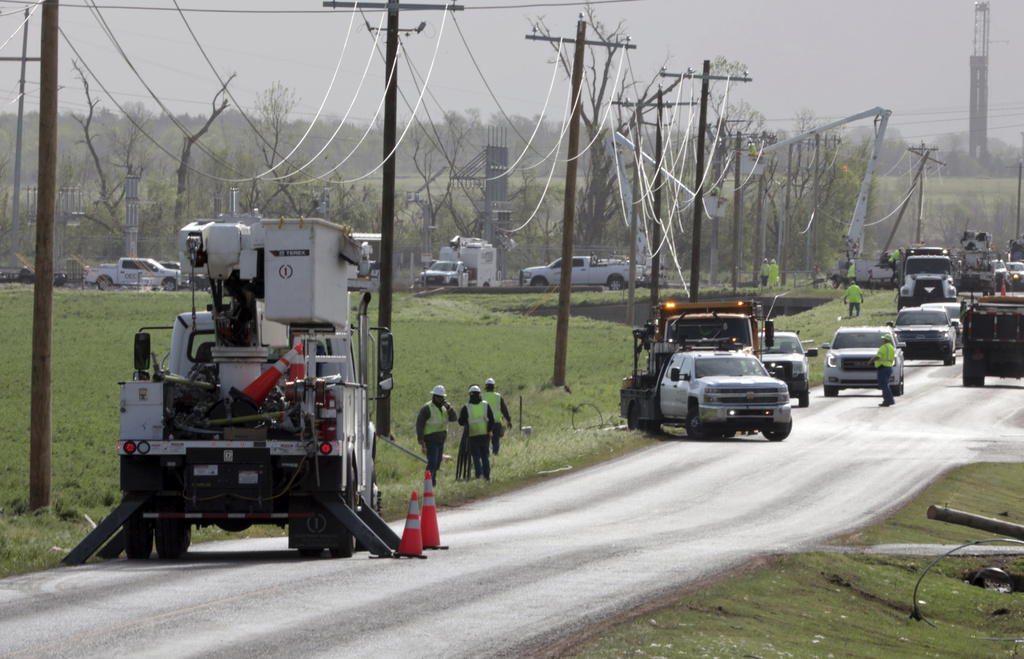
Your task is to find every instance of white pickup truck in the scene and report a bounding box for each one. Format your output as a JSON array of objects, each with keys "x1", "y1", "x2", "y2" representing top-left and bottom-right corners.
[
  {"x1": 84, "y1": 257, "x2": 182, "y2": 291},
  {"x1": 519, "y1": 255, "x2": 635, "y2": 290}
]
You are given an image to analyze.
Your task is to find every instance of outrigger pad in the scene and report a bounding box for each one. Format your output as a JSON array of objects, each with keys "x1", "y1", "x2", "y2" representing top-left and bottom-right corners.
[{"x1": 62, "y1": 491, "x2": 154, "y2": 565}]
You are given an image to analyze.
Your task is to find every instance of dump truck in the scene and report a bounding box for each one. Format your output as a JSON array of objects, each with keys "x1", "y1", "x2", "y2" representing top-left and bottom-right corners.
[{"x1": 961, "y1": 295, "x2": 1024, "y2": 387}]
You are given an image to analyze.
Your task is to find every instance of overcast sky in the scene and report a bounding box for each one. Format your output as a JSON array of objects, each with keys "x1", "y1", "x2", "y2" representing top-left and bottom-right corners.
[{"x1": 2, "y1": 0, "x2": 1023, "y2": 151}]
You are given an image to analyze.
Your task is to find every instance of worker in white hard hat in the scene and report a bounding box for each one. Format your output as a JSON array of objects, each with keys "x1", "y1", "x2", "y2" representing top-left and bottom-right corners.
[
  {"x1": 458, "y1": 385, "x2": 495, "y2": 481},
  {"x1": 416, "y1": 385, "x2": 457, "y2": 486},
  {"x1": 483, "y1": 378, "x2": 512, "y2": 456}
]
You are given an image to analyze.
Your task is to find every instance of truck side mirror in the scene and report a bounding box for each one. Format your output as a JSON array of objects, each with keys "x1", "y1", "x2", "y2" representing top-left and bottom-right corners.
[
  {"x1": 378, "y1": 331, "x2": 394, "y2": 372},
  {"x1": 806, "y1": 348, "x2": 818, "y2": 358},
  {"x1": 670, "y1": 367, "x2": 680, "y2": 382},
  {"x1": 763, "y1": 319, "x2": 775, "y2": 348},
  {"x1": 134, "y1": 332, "x2": 151, "y2": 379}
]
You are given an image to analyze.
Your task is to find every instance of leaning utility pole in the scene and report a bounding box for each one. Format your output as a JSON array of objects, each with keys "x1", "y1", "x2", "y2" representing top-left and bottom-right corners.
[
  {"x1": 30, "y1": 0, "x2": 58, "y2": 511},
  {"x1": 527, "y1": 17, "x2": 635, "y2": 387},
  {"x1": 322, "y1": 0, "x2": 461, "y2": 435},
  {"x1": 908, "y1": 144, "x2": 942, "y2": 244}
]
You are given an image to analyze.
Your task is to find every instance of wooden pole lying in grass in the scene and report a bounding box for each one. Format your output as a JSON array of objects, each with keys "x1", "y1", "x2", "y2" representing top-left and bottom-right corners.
[{"x1": 927, "y1": 504, "x2": 1024, "y2": 540}]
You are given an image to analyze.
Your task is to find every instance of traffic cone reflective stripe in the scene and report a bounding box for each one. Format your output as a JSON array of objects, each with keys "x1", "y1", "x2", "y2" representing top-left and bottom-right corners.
[
  {"x1": 241, "y1": 343, "x2": 303, "y2": 405},
  {"x1": 396, "y1": 491, "x2": 426, "y2": 558},
  {"x1": 421, "y1": 471, "x2": 447, "y2": 550}
]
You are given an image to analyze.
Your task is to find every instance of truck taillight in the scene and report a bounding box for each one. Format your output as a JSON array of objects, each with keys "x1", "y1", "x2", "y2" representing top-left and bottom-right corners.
[
  {"x1": 123, "y1": 441, "x2": 137, "y2": 454},
  {"x1": 318, "y1": 442, "x2": 333, "y2": 455}
]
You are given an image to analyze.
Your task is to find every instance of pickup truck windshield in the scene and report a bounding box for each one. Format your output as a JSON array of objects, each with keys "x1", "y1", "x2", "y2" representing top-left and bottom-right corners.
[
  {"x1": 429, "y1": 261, "x2": 458, "y2": 272},
  {"x1": 694, "y1": 357, "x2": 766, "y2": 378},
  {"x1": 763, "y1": 336, "x2": 802, "y2": 354}
]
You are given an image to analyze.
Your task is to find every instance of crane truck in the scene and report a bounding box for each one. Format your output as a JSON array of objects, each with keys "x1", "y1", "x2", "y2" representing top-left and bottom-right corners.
[{"x1": 64, "y1": 216, "x2": 401, "y2": 564}]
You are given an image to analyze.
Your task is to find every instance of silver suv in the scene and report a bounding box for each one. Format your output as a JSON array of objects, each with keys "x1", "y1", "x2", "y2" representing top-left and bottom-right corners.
[{"x1": 821, "y1": 326, "x2": 904, "y2": 398}]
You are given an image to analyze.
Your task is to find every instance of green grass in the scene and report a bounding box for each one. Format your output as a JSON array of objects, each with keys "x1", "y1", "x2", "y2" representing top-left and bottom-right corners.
[{"x1": 0, "y1": 285, "x2": 653, "y2": 577}]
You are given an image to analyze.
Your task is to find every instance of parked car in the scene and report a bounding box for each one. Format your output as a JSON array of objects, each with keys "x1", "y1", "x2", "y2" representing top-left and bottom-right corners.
[
  {"x1": 994, "y1": 259, "x2": 1009, "y2": 293},
  {"x1": 759, "y1": 330, "x2": 817, "y2": 408},
  {"x1": 892, "y1": 306, "x2": 957, "y2": 366},
  {"x1": 821, "y1": 326, "x2": 904, "y2": 398},
  {"x1": 920, "y1": 301, "x2": 965, "y2": 349},
  {"x1": 1005, "y1": 261, "x2": 1024, "y2": 291}
]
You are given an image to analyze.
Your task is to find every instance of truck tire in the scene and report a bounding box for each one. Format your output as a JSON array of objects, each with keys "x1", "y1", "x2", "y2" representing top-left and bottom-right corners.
[
  {"x1": 123, "y1": 507, "x2": 153, "y2": 560},
  {"x1": 963, "y1": 373, "x2": 985, "y2": 387},
  {"x1": 155, "y1": 499, "x2": 191, "y2": 559},
  {"x1": 797, "y1": 392, "x2": 809, "y2": 408},
  {"x1": 943, "y1": 352, "x2": 956, "y2": 367},
  {"x1": 96, "y1": 275, "x2": 113, "y2": 291},
  {"x1": 626, "y1": 402, "x2": 644, "y2": 432},
  {"x1": 606, "y1": 274, "x2": 624, "y2": 291},
  {"x1": 684, "y1": 407, "x2": 706, "y2": 440},
  {"x1": 161, "y1": 277, "x2": 178, "y2": 292},
  {"x1": 530, "y1": 276, "x2": 548, "y2": 287},
  {"x1": 763, "y1": 421, "x2": 791, "y2": 442},
  {"x1": 823, "y1": 386, "x2": 838, "y2": 397}
]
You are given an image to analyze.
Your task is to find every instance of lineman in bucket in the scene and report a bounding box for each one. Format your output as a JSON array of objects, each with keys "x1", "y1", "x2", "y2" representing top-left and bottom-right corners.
[{"x1": 416, "y1": 385, "x2": 458, "y2": 486}]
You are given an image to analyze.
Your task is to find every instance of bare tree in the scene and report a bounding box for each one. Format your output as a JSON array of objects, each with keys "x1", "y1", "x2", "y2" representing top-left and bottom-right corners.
[{"x1": 175, "y1": 74, "x2": 235, "y2": 223}]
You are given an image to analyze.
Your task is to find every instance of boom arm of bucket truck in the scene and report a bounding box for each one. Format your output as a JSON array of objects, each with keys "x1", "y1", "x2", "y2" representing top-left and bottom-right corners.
[
  {"x1": 759, "y1": 107, "x2": 891, "y2": 261},
  {"x1": 606, "y1": 132, "x2": 696, "y2": 269}
]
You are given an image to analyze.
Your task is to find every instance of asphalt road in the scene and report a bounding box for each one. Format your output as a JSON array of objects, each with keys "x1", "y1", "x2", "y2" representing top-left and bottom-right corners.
[{"x1": 2, "y1": 360, "x2": 1022, "y2": 659}]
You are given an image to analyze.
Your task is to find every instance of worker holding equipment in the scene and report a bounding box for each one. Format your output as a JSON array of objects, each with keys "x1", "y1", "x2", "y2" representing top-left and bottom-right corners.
[
  {"x1": 872, "y1": 334, "x2": 896, "y2": 407},
  {"x1": 458, "y1": 385, "x2": 495, "y2": 481},
  {"x1": 483, "y1": 377, "x2": 512, "y2": 456},
  {"x1": 417, "y1": 385, "x2": 458, "y2": 486}
]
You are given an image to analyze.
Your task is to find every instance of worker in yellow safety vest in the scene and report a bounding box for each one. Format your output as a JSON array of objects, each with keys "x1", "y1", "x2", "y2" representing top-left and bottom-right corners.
[
  {"x1": 759, "y1": 259, "x2": 770, "y2": 287},
  {"x1": 416, "y1": 385, "x2": 458, "y2": 486},
  {"x1": 846, "y1": 261, "x2": 856, "y2": 285},
  {"x1": 458, "y1": 385, "x2": 495, "y2": 480},
  {"x1": 844, "y1": 282, "x2": 863, "y2": 318},
  {"x1": 483, "y1": 378, "x2": 512, "y2": 456},
  {"x1": 871, "y1": 334, "x2": 897, "y2": 407},
  {"x1": 768, "y1": 259, "x2": 780, "y2": 287}
]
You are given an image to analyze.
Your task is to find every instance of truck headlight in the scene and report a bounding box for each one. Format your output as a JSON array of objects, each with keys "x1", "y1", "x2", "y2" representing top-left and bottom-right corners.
[
  {"x1": 826, "y1": 353, "x2": 837, "y2": 368},
  {"x1": 702, "y1": 389, "x2": 722, "y2": 404},
  {"x1": 791, "y1": 360, "x2": 806, "y2": 375}
]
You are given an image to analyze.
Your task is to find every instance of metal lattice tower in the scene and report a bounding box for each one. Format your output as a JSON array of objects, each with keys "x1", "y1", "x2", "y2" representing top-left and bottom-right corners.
[{"x1": 969, "y1": 2, "x2": 990, "y2": 161}]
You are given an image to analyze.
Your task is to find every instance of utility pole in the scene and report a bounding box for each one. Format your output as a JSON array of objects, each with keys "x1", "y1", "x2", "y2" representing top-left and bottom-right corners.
[
  {"x1": 1, "y1": 8, "x2": 39, "y2": 268},
  {"x1": 527, "y1": 18, "x2": 635, "y2": 386},
  {"x1": 908, "y1": 144, "x2": 942, "y2": 243},
  {"x1": 323, "y1": 0, "x2": 462, "y2": 436},
  {"x1": 676, "y1": 63, "x2": 751, "y2": 302},
  {"x1": 30, "y1": 0, "x2": 58, "y2": 511}
]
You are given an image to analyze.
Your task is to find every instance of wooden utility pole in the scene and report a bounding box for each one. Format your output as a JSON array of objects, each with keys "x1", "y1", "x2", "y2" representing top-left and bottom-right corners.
[
  {"x1": 527, "y1": 19, "x2": 635, "y2": 386},
  {"x1": 552, "y1": 18, "x2": 586, "y2": 387},
  {"x1": 323, "y1": 0, "x2": 462, "y2": 435},
  {"x1": 681, "y1": 62, "x2": 751, "y2": 302},
  {"x1": 731, "y1": 133, "x2": 742, "y2": 291},
  {"x1": 651, "y1": 88, "x2": 662, "y2": 308},
  {"x1": 30, "y1": 0, "x2": 58, "y2": 511},
  {"x1": 688, "y1": 60, "x2": 711, "y2": 302},
  {"x1": 908, "y1": 144, "x2": 942, "y2": 244}
]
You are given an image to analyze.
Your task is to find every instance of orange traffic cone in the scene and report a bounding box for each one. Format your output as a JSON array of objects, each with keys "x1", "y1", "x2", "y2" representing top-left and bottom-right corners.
[
  {"x1": 396, "y1": 491, "x2": 427, "y2": 559},
  {"x1": 1001, "y1": 277, "x2": 1007, "y2": 296},
  {"x1": 421, "y1": 471, "x2": 447, "y2": 550},
  {"x1": 241, "y1": 343, "x2": 303, "y2": 405}
]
